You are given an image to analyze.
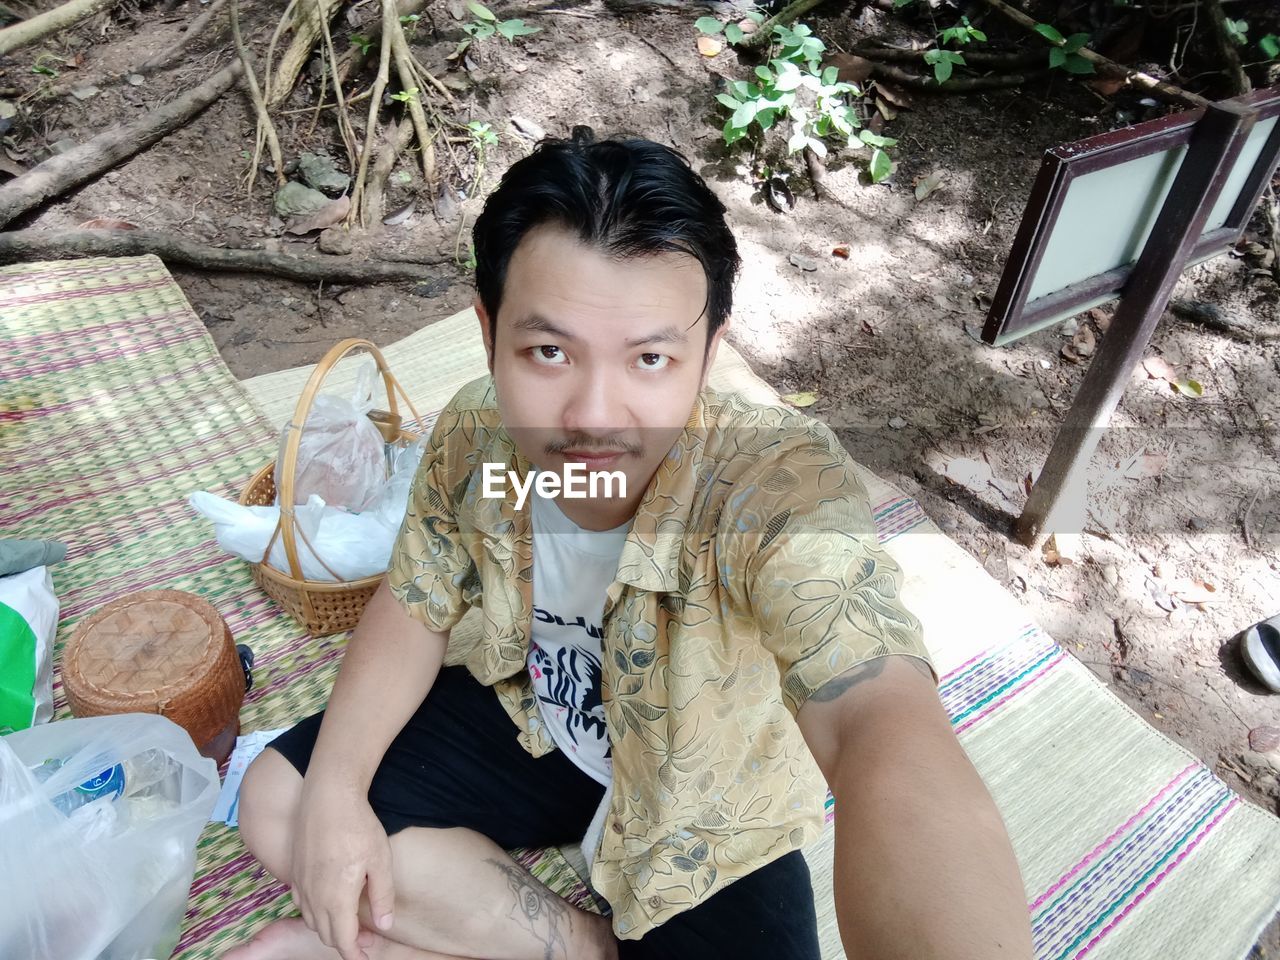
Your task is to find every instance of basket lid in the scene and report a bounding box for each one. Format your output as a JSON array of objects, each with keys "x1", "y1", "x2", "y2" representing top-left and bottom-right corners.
[{"x1": 65, "y1": 590, "x2": 230, "y2": 703}]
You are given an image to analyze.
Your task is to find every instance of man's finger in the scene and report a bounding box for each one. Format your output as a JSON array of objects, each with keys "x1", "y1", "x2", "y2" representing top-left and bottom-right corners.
[
  {"x1": 331, "y1": 911, "x2": 365, "y2": 960},
  {"x1": 365, "y1": 859, "x2": 397, "y2": 932}
]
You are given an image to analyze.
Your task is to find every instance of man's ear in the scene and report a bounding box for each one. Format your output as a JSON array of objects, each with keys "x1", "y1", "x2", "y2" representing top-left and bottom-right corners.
[
  {"x1": 475, "y1": 297, "x2": 495, "y2": 375},
  {"x1": 700, "y1": 316, "x2": 731, "y2": 389}
]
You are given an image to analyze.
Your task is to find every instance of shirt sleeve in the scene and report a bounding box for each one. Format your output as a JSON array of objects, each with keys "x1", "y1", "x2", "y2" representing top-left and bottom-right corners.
[
  {"x1": 733, "y1": 426, "x2": 934, "y2": 717},
  {"x1": 386, "y1": 406, "x2": 478, "y2": 633}
]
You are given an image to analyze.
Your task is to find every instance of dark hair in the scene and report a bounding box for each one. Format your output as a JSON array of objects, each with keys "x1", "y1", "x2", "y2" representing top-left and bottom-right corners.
[{"x1": 472, "y1": 127, "x2": 741, "y2": 350}]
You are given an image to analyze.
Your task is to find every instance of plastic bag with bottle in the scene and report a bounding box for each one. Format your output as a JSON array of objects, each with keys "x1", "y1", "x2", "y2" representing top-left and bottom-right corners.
[{"x1": 0, "y1": 713, "x2": 219, "y2": 960}]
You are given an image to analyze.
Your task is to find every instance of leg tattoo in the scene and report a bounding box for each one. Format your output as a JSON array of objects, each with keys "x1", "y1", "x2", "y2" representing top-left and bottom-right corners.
[{"x1": 485, "y1": 858, "x2": 571, "y2": 960}]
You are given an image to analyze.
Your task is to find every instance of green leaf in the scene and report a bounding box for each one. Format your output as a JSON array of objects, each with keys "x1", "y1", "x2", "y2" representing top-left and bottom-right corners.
[
  {"x1": 723, "y1": 119, "x2": 748, "y2": 146},
  {"x1": 1063, "y1": 54, "x2": 1095, "y2": 74},
  {"x1": 715, "y1": 93, "x2": 742, "y2": 110},
  {"x1": 970, "y1": 27, "x2": 987, "y2": 41},
  {"x1": 781, "y1": 390, "x2": 818, "y2": 407},
  {"x1": 746, "y1": 10, "x2": 765, "y2": 23},
  {"x1": 755, "y1": 108, "x2": 778, "y2": 131},
  {"x1": 822, "y1": 65, "x2": 838, "y2": 85},
  {"x1": 755, "y1": 65, "x2": 774, "y2": 82},
  {"x1": 496, "y1": 19, "x2": 540, "y2": 40},
  {"x1": 934, "y1": 57, "x2": 954, "y2": 83},
  {"x1": 1034, "y1": 23, "x2": 1065, "y2": 44},
  {"x1": 1262, "y1": 34, "x2": 1280, "y2": 58},
  {"x1": 869, "y1": 148, "x2": 892, "y2": 183},
  {"x1": 859, "y1": 130, "x2": 898, "y2": 147},
  {"x1": 1048, "y1": 47, "x2": 1067, "y2": 68},
  {"x1": 1063, "y1": 32, "x2": 1090, "y2": 53},
  {"x1": 1171, "y1": 378, "x2": 1204, "y2": 398},
  {"x1": 793, "y1": 23, "x2": 812, "y2": 37},
  {"x1": 467, "y1": 1, "x2": 496, "y2": 21},
  {"x1": 731, "y1": 100, "x2": 758, "y2": 128},
  {"x1": 786, "y1": 130, "x2": 808, "y2": 154},
  {"x1": 774, "y1": 65, "x2": 805, "y2": 91},
  {"x1": 725, "y1": 22, "x2": 744, "y2": 44},
  {"x1": 695, "y1": 16, "x2": 724, "y2": 34}
]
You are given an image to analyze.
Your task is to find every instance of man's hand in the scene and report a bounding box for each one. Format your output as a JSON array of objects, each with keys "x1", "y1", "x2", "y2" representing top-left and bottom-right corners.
[{"x1": 290, "y1": 785, "x2": 397, "y2": 960}]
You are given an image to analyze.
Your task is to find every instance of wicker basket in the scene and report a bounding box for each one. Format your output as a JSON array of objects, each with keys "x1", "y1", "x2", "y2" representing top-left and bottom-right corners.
[
  {"x1": 63, "y1": 590, "x2": 245, "y2": 765},
  {"x1": 238, "y1": 338, "x2": 422, "y2": 637}
]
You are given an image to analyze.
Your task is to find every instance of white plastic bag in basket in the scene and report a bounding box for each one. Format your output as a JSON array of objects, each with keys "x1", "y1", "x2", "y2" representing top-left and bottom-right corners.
[
  {"x1": 277, "y1": 358, "x2": 387, "y2": 511},
  {"x1": 0, "y1": 714, "x2": 218, "y2": 960}
]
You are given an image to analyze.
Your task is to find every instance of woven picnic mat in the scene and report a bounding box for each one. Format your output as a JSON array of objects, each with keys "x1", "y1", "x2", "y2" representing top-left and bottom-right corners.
[{"x1": 2, "y1": 254, "x2": 1277, "y2": 959}]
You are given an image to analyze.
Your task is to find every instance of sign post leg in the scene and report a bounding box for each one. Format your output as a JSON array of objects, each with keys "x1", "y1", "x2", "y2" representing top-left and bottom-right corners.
[{"x1": 1015, "y1": 101, "x2": 1255, "y2": 547}]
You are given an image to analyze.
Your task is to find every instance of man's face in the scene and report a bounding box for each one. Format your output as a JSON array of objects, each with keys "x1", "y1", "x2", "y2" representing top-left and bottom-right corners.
[{"x1": 477, "y1": 224, "x2": 726, "y2": 527}]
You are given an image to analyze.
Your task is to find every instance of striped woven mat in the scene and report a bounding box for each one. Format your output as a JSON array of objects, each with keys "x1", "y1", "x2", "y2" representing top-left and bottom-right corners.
[{"x1": 3, "y1": 255, "x2": 1278, "y2": 960}]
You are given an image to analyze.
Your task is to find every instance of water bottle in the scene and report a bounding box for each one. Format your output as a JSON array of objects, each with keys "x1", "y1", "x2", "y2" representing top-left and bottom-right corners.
[{"x1": 30, "y1": 759, "x2": 127, "y2": 815}]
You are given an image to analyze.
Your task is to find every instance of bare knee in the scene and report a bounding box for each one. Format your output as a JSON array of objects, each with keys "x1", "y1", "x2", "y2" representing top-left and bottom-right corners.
[{"x1": 237, "y1": 747, "x2": 303, "y2": 882}]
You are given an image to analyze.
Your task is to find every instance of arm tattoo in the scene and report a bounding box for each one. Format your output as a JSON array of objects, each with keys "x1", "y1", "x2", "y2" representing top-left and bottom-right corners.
[
  {"x1": 809, "y1": 656, "x2": 933, "y2": 703},
  {"x1": 485, "y1": 857, "x2": 571, "y2": 960}
]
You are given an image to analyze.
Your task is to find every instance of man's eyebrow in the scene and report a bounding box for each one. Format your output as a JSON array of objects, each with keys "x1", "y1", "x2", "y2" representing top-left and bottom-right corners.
[
  {"x1": 511, "y1": 313, "x2": 578, "y2": 340},
  {"x1": 625, "y1": 325, "x2": 689, "y2": 347},
  {"x1": 510, "y1": 314, "x2": 690, "y2": 348}
]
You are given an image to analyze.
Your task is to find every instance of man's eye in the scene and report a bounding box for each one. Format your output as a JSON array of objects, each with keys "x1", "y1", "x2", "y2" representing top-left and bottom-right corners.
[
  {"x1": 532, "y1": 345, "x2": 567, "y2": 364},
  {"x1": 638, "y1": 353, "x2": 670, "y2": 370}
]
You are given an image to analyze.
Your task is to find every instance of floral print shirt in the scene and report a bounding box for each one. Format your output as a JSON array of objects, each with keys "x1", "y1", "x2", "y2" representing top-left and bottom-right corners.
[{"x1": 387, "y1": 376, "x2": 932, "y2": 939}]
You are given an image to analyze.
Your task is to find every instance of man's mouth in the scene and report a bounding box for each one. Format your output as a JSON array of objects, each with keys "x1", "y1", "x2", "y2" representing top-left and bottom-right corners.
[{"x1": 559, "y1": 450, "x2": 627, "y2": 469}]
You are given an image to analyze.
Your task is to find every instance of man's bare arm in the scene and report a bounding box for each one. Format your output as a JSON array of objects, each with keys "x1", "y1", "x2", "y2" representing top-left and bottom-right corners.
[{"x1": 796, "y1": 656, "x2": 1034, "y2": 960}]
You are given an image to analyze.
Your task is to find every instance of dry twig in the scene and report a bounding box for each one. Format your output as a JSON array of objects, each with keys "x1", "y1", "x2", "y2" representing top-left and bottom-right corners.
[
  {"x1": 0, "y1": 0, "x2": 119, "y2": 56},
  {"x1": 229, "y1": 0, "x2": 286, "y2": 195},
  {"x1": 136, "y1": 0, "x2": 230, "y2": 74}
]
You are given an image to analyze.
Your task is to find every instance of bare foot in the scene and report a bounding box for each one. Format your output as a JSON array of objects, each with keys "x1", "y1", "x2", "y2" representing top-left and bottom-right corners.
[{"x1": 221, "y1": 917, "x2": 374, "y2": 960}]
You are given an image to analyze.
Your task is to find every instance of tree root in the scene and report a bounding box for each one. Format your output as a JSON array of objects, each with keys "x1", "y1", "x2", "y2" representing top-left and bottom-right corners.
[
  {"x1": 0, "y1": 60, "x2": 243, "y2": 230},
  {"x1": 1204, "y1": 0, "x2": 1251, "y2": 96},
  {"x1": 350, "y1": 0, "x2": 397, "y2": 228},
  {"x1": 739, "y1": 0, "x2": 825, "y2": 50},
  {"x1": 0, "y1": 0, "x2": 119, "y2": 57},
  {"x1": 853, "y1": 42, "x2": 1043, "y2": 70},
  {"x1": 977, "y1": 0, "x2": 1209, "y2": 108},
  {"x1": 230, "y1": 0, "x2": 285, "y2": 195},
  {"x1": 869, "y1": 61, "x2": 1049, "y2": 93},
  {"x1": 136, "y1": 0, "x2": 229, "y2": 74},
  {"x1": 0, "y1": 227, "x2": 447, "y2": 281}
]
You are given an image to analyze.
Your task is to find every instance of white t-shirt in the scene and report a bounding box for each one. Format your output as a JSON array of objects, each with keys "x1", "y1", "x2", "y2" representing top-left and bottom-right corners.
[{"x1": 527, "y1": 481, "x2": 628, "y2": 788}]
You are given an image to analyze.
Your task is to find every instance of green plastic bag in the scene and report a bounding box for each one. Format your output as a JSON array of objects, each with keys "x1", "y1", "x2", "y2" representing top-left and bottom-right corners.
[{"x1": 0, "y1": 566, "x2": 57, "y2": 734}]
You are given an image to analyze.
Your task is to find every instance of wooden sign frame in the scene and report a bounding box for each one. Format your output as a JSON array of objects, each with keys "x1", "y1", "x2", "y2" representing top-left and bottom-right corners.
[{"x1": 983, "y1": 87, "x2": 1280, "y2": 347}]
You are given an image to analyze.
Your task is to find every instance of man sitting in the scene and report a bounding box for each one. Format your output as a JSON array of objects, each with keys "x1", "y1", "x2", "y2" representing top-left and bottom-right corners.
[{"x1": 226, "y1": 129, "x2": 1033, "y2": 960}]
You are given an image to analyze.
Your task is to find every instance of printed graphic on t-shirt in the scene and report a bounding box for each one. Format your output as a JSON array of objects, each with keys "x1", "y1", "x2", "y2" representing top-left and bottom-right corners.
[{"x1": 529, "y1": 626, "x2": 610, "y2": 759}]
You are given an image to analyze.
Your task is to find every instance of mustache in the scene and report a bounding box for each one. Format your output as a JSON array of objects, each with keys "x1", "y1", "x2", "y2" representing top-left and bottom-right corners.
[{"x1": 545, "y1": 435, "x2": 642, "y2": 457}]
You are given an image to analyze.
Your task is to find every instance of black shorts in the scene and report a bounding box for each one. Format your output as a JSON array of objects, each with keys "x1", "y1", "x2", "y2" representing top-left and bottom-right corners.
[{"x1": 268, "y1": 665, "x2": 820, "y2": 959}]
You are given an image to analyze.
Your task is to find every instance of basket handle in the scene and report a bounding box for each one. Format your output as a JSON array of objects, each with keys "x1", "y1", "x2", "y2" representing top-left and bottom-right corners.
[{"x1": 273, "y1": 339, "x2": 424, "y2": 594}]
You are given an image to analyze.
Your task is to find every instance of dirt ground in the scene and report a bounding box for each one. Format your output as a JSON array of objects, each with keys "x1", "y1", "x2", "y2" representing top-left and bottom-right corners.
[{"x1": 4, "y1": 0, "x2": 1279, "y2": 951}]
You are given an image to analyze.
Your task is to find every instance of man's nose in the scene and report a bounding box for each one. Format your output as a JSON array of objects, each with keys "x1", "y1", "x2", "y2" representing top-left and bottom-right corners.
[{"x1": 562, "y1": 367, "x2": 626, "y2": 437}]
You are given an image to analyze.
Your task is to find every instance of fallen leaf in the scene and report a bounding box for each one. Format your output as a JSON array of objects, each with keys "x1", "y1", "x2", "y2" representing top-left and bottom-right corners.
[
  {"x1": 763, "y1": 176, "x2": 795, "y2": 214},
  {"x1": 697, "y1": 36, "x2": 723, "y2": 56},
  {"x1": 875, "y1": 96, "x2": 897, "y2": 121},
  {"x1": 942, "y1": 456, "x2": 993, "y2": 489},
  {"x1": 1089, "y1": 76, "x2": 1127, "y2": 97},
  {"x1": 78, "y1": 218, "x2": 137, "y2": 230},
  {"x1": 1146, "y1": 576, "x2": 1178, "y2": 612},
  {"x1": 824, "y1": 53, "x2": 873, "y2": 84},
  {"x1": 738, "y1": 18, "x2": 758, "y2": 35},
  {"x1": 867, "y1": 112, "x2": 884, "y2": 135},
  {"x1": 1042, "y1": 532, "x2": 1082, "y2": 566},
  {"x1": 286, "y1": 194, "x2": 350, "y2": 235},
  {"x1": 1088, "y1": 307, "x2": 1113, "y2": 333},
  {"x1": 781, "y1": 391, "x2": 818, "y2": 407},
  {"x1": 914, "y1": 171, "x2": 944, "y2": 202},
  {"x1": 1072, "y1": 325, "x2": 1097, "y2": 358},
  {"x1": 1061, "y1": 342, "x2": 1081, "y2": 364},
  {"x1": 1143, "y1": 356, "x2": 1177, "y2": 381},
  {"x1": 874, "y1": 80, "x2": 914, "y2": 109},
  {"x1": 888, "y1": 415, "x2": 907, "y2": 429},
  {"x1": 831, "y1": 245, "x2": 850, "y2": 259},
  {"x1": 1249, "y1": 725, "x2": 1280, "y2": 752},
  {"x1": 1168, "y1": 577, "x2": 1219, "y2": 605},
  {"x1": 788, "y1": 253, "x2": 819, "y2": 272},
  {"x1": 510, "y1": 115, "x2": 546, "y2": 141},
  {"x1": 382, "y1": 200, "x2": 415, "y2": 226},
  {"x1": 1119, "y1": 450, "x2": 1167, "y2": 480},
  {"x1": 1171, "y1": 377, "x2": 1204, "y2": 398}
]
